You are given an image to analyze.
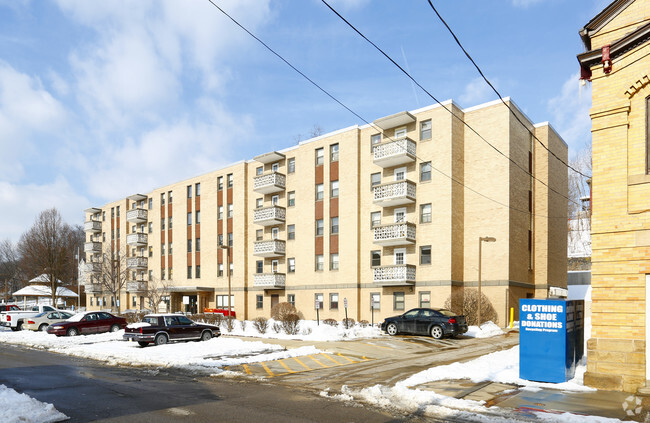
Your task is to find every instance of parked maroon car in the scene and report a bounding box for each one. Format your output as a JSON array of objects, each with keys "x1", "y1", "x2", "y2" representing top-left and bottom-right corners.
[
  {"x1": 123, "y1": 314, "x2": 221, "y2": 347},
  {"x1": 47, "y1": 311, "x2": 127, "y2": 336}
]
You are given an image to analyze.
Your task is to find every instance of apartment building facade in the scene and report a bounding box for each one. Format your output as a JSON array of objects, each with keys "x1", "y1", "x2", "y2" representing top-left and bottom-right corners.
[
  {"x1": 82, "y1": 98, "x2": 567, "y2": 325},
  {"x1": 578, "y1": 0, "x2": 650, "y2": 392}
]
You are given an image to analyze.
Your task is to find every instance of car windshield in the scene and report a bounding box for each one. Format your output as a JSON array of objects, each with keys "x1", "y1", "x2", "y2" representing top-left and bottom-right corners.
[
  {"x1": 34, "y1": 312, "x2": 47, "y2": 318},
  {"x1": 142, "y1": 316, "x2": 158, "y2": 325},
  {"x1": 436, "y1": 309, "x2": 456, "y2": 317},
  {"x1": 66, "y1": 312, "x2": 87, "y2": 322}
]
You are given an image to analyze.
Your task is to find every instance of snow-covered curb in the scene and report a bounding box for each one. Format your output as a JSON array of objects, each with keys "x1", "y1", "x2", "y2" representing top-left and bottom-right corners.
[{"x1": 0, "y1": 384, "x2": 67, "y2": 423}]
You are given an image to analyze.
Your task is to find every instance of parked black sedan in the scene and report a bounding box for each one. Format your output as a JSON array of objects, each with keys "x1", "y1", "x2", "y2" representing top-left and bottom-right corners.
[{"x1": 381, "y1": 308, "x2": 468, "y2": 339}]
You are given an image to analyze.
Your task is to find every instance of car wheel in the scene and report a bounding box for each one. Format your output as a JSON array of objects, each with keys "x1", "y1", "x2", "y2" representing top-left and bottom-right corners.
[
  {"x1": 38, "y1": 324, "x2": 49, "y2": 332},
  {"x1": 67, "y1": 327, "x2": 79, "y2": 336},
  {"x1": 154, "y1": 333, "x2": 168, "y2": 346},
  {"x1": 10, "y1": 326, "x2": 18, "y2": 332},
  {"x1": 16, "y1": 321, "x2": 23, "y2": 331},
  {"x1": 110, "y1": 325, "x2": 120, "y2": 333},
  {"x1": 137, "y1": 341, "x2": 149, "y2": 347},
  {"x1": 430, "y1": 325, "x2": 443, "y2": 339},
  {"x1": 200, "y1": 331, "x2": 212, "y2": 342},
  {"x1": 386, "y1": 322, "x2": 398, "y2": 336}
]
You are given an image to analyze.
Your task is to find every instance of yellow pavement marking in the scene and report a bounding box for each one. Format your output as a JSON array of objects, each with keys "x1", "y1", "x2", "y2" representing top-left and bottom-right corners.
[
  {"x1": 278, "y1": 359, "x2": 296, "y2": 373},
  {"x1": 336, "y1": 353, "x2": 357, "y2": 363},
  {"x1": 293, "y1": 356, "x2": 311, "y2": 370},
  {"x1": 260, "y1": 362, "x2": 275, "y2": 376},
  {"x1": 309, "y1": 354, "x2": 330, "y2": 368},
  {"x1": 242, "y1": 364, "x2": 252, "y2": 375},
  {"x1": 321, "y1": 353, "x2": 342, "y2": 365}
]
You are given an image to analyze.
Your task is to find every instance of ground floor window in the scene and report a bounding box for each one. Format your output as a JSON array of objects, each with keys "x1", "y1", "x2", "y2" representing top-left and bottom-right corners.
[
  {"x1": 393, "y1": 292, "x2": 405, "y2": 311},
  {"x1": 330, "y1": 293, "x2": 339, "y2": 309},
  {"x1": 287, "y1": 294, "x2": 295, "y2": 307},
  {"x1": 419, "y1": 291, "x2": 431, "y2": 308},
  {"x1": 90, "y1": 297, "x2": 94, "y2": 306},
  {"x1": 216, "y1": 295, "x2": 234, "y2": 308},
  {"x1": 256, "y1": 295, "x2": 263, "y2": 309},
  {"x1": 132, "y1": 297, "x2": 136, "y2": 307}
]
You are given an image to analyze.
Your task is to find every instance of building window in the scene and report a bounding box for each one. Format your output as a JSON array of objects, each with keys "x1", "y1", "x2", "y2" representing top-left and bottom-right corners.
[
  {"x1": 316, "y1": 184, "x2": 324, "y2": 201},
  {"x1": 187, "y1": 185, "x2": 192, "y2": 198},
  {"x1": 419, "y1": 291, "x2": 431, "y2": 308},
  {"x1": 148, "y1": 270, "x2": 153, "y2": 281},
  {"x1": 218, "y1": 206, "x2": 224, "y2": 220},
  {"x1": 330, "y1": 293, "x2": 339, "y2": 309},
  {"x1": 168, "y1": 242, "x2": 173, "y2": 255},
  {"x1": 420, "y1": 204, "x2": 432, "y2": 223},
  {"x1": 218, "y1": 263, "x2": 223, "y2": 277},
  {"x1": 393, "y1": 292, "x2": 405, "y2": 311},
  {"x1": 256, "y1": 166, "x2": 263, "y2": 176},
  {"x1": 256, "y1": 260, "x2": 263, "y2": 274},
  {"x1": 187, "y1": 212, "x2": 191, "y2": 226},
  {"x1": 272, "y1": 162, "x2": 279, "y2": 172},
  {"x1": 316, "y1": 255, "x2": 324, "y2": 271},
  {"x1": 168, "y1": 217, "x2": 172, "y2": 229},
  {"x1": 288, "y1": 158, "x2": 295, "y2": 173},
  {"x1": 196, "y1": 238, "x2": 200, "y2": 252},
  {"x1": 148, "y1": 222, "x2": 153, "y2": 233},
  {"x1": 288, "y1": 224, "x2": 295, "y2": 240},
  {"x1": 330, "y1": 180, "x2": 339, "y2": 198},
  {"x1": 111, "y1": 207, "x2": 115, "y2": 218},
  {"x1": 371, "y1": 133, "x2": 381, "y2": 152},
  {"x1": 216, "y1": 295, "x2": 233, "y2": 308},
  {"x1": 227, "y1": 174, "x2": 233, "y2": 188},
  {"x1": 395, "y1": 127, "x2": 407, "y2": 139},
  {"x1": 148, "y1": 246, "x2": 153, "y2": 257},
  {"x1": 288, "y1": 258, "x2": 295, "y2": 273},
  {"x1": 228, "y1": 232, "x2": 233, "y2": 247},
  {"x1": 315, "y1": 293, "x2": 324, "y2": 309},
  {"x1": 195, "y1": 265, "x2": 200, "y2": 279},
  {"x1": 256, "y1": 198, "x2": 263, "y2": 209},
  {"x1": 168, "y1": 191, "x2": 173, "y2": 203},
  {"x1": 256, "y1": 295, "x2": 263, "y2": 309},
  {"x1": 218, "y1": 234, "x2": 223, "y2": 246},
  {"x1": 420, "y1": 245, "x2": 431, "y2": 265},
  {"x1": 394, "y1": 248, "x2": 406, "y2": 265},
  {"x1": 228, "y1": 204, "x2": 234, "y2": 218},
  {"x1": 161, "y1": 268, "x2": 165, "y2": 280},
  {"x1": 287, "y1": 294, "x2": 295, "y2": 307},
  {"x1": 331, "y1": 217, "x2": 339, "y2": 234},
  {"x1": 371, "y1": 293, "x2": 380, "y2": 310},
  {"x1": 218, "y1": 176, "x2": 223, "y2": 190},
  {"x1": 394, "y1": 167, "x2": 406, "y2": 181},
  {"x1": 371, "y1": 250, "x2": 381, "y2": 267},
  {"x1": 316, "y1": 219, "x2": 324, "y2": 236},
  {"x1": 230, "y1": 262, "x2": 234, "y2": 276},
  {"x1": 161, "y1": 244, "x2": 165, "y2": 256},
  {"x1": 420, "y1": 162, "x2": 432, "y2": 182},
  {"x1": 330, "y1": 144, "x2": 339, "y2": 162},
  {"x1": 315, "y1": 148, "x2": 324, "y2": 166},
  {"x1": 371, "y1": 172, "x2": 381, "y2": 188},
  {"x1": 271, "y1": 227, "x2": 279, "y2": 239},
  {"x1": 271, "y1": 260, "x2": 279, "y2": 273},
  {"x1": 148, "y1": 198, "x2": 152, "y2": 209},
  {"x1": 330, "y1": 253, "x2": 339, "y2": 270},
  {"x1": 420, "y1": 119, "x2": 432, "y2": 140},
  {"x1": 271, "y1": 195, "x2": 279, "y2": 206},
  {"x1": 256, "y1": 229, "x2": 263, "y2": 241},
  {"x1": 196, "y1": 211, "x2": 201, "y2": 224},
  {"x1": 371, "y1": 211, "x2": 381, "y2": 228},
  {"x1": 196, "y1": 183, "x2": 200, "y2": 196},
  {"x1": 288, "y1": 191, "x2": 295, "y2": 207},
  {"x1": 161, "y1": 218, "x2": 165, "y2": 230},
  {"x1": 187, "y1": 266, "x2": 192, "y2": 279},
  {"x1": 187, "y1": 239, "x2": 192, "y2": 252}
]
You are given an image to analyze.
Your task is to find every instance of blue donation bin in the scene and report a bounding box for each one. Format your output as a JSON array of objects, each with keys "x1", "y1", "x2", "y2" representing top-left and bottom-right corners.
[{"x1": 519, "y1": 299, "x2": 584, "y2": 383}]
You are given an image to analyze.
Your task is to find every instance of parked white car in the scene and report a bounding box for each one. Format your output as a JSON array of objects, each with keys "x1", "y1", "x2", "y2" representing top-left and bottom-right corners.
[{"x1": 23, "y1": 310, "x2": 75, "y2": 332}]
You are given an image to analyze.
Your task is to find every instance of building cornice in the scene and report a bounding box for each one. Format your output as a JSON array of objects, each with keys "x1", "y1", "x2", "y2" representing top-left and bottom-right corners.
[
  {"x1": 579, "y1": 0, "x2": 634, "y2": 50},
  {"x1": 578, "y1": 21, "x2": 650, "y2": 69}
]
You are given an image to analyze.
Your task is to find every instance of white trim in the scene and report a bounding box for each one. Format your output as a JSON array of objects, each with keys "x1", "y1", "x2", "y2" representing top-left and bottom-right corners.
[
  {"x1": 394, "y1": 167, "x2": 407, "y2": 181},
  {"x1": 394, "y1": 208, "x2": 406, "y2": 223},
  {"x1": 394, "y1": 248, "x2": 406, "y2": 265}
]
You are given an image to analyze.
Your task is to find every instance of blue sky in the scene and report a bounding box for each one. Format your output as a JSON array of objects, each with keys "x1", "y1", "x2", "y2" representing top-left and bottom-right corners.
[{"x1": 0, "y1": 0, "x2": 605, "y2": 242}]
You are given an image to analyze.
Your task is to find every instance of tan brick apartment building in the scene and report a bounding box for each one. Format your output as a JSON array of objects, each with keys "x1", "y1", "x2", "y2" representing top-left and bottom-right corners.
[
  {"x1": 82, "y1": 98, "x2": 567, "y2": 325},
  {"x1": 578, "y1": 0, "x2": 650, "y2": 392}
]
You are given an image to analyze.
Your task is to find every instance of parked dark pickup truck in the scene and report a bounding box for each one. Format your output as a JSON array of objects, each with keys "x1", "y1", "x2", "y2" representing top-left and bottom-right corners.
[{"x1": 123, "y1": 314, "x2": 221, "y2": 347}]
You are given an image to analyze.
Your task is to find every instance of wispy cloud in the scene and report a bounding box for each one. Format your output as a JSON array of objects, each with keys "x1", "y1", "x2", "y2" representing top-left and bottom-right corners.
[
  {"x1": 458, "y1": 77, "x2": 497, "y2": 107},
  {"x1": 546, "y1": 73, "x2": 592, "y2": 153},
  {"x1": 511, "y1": 0, "x2": 546, "y2": 8}
]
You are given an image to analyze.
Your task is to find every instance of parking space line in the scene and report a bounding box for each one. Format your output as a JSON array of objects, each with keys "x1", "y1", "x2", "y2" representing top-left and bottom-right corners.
[
  {"x1": 308, "y1": 355, "x2": 330, "y2": 368},
  {"x1": 336, "y1": 353, "x2": 357, "y2": 363},
  {"x1": 321, "y1": 353, "x2": 342, "y2": 365},
  {"x1": 242, "y1": 364, "x2": 252, "y2": 375},
  {"x1": 260, "y1": 362, "x2": 275, "y2": 377},
  {"x1": 293, "y1": 357, "x2": 311, "y2": 370},
  {"x1": 278, "y1": 359, "x2": 295, "y2": 373}
]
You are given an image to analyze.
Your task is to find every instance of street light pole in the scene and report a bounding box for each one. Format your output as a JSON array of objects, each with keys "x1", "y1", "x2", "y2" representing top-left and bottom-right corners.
[
  {"x1": 219, "y1": 245, "x2": 232, "y2": 324},
  {"x1": 478, "y1": 236, "x2": 496, "y2": 327}
]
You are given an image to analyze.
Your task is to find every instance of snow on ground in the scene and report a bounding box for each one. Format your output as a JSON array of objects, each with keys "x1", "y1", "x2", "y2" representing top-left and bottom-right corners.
[
  {"x1": 0, "y1": 384, "x2": 67, "y2": 423},
  {"x1": 465, "y1": 321, "x2": 504, "y2": 338}
]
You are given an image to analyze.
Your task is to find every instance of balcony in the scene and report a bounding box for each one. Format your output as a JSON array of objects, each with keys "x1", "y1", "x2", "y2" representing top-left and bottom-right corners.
[
  {"x1": 254, "y1": 240, "x2": 286, "y2": 257},
  {"x1": 84, "y1": 220, "x2": 102, "y2": 233},
  {"x1": 373, "y1": 222, "x2": 416, "y2": 246},
  {"x1": 84, "y1": 242, "x2": 102, "y2": 253},
  {"x1": 373, "y1": 180, "x2": 416, "y2": 207},
  {"x1": 253, "y1": 172, "x2": 286, "y2": 194},
  {"x1": 126, "y1": 233, "x2": 148, "y2": 246},
  {"x1": 126, "y1": 257, "x2": 148, "y2": 270},
  {"x1": 254, "y1": 273, "x2": 286, "y2": 290},
  {"x1": 126, "y1": 281, "x2": 148, "y2": 293},
  {"x1": 373, "y1": 138, "x2": 416, "y2": 168},
  {"x1": 85, "y1": 283, "x2": 103, "y2": 293},
  {"x1": 81, "y1": 262, "x2": 101, "y2": 274},
  {"x1": 373, "y1": 265, "x2": 416, "y2": 286},
  {"x1": 126, "y1": 208, "x2": 148, "y2": 223},
  {"x1": 254, "y1": 206, "x2": 286, "y2": 226}
]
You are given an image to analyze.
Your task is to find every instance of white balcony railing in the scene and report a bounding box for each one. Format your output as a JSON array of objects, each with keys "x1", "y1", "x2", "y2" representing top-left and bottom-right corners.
[
  {"x1": 126, "y1": 208, "x2": 148, "y2": 223},
  {"x1": 126, "y1": 281, "x2": 148, "y2": 292},
  {"x1": 373, "y1": 222, "x2": 416, "y2": 246},
  {"x1": 85, "y1": 283, "x2": 103, "y2": 293},
  {"x1": 80, "y1": 262, "x2": 102, "y2": 274},
  {"x1": 126, "y1": 257, "x2": 148, "y2": 269},
  {"x1": 254, "y1": 273, "x2": 286, "y2": 289},
  {"x1": 373, "y1": 138, "x2": 417, "y2": 168},
  {"x1": 373, "y1": 180, "x2": 416, "y2": 207},
  {"x1": 373, "y1": 265, "x2": 416, "y2": 286},
  {"x1": 84, "y1": 220, "x2": 102, "y2": 232},
  {"x1": 253, "y1": 206, "x2": 286, "y2": 226},
  {"x1": 84, "y1": 242, "x2": 102, "y2": 253},
  {"x1": 126, "y1": 233, "x2": 148, "y2": 246},
  {"x1": 254, "y1": 240, "x2": 286, "y2": 257},
  {"x1": 253, "y1": 172, "x2": 286, "y2": 194}
]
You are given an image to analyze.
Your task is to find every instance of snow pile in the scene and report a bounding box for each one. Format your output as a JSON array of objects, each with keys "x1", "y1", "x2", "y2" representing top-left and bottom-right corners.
[
  {"x1": 465, "y1": 321, "x2": 504, "y2": 338},
  {"x1": 0, "y1": 384, "x2": 67, "y2": 423},
  {"x1": 218, "y1": 319, "x2": 383, "y2": 341}
]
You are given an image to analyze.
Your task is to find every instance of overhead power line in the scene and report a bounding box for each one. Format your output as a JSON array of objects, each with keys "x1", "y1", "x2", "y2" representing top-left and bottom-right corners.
[
  {"x1": 320, "y1": 0, "x2": 580, "y2": 209},
  {"x1": 204, "y1": 0, "x2": 566, "y2": 219},
  {"x1": 425, "y1": 0, "x2": 591, "y2": 180}
]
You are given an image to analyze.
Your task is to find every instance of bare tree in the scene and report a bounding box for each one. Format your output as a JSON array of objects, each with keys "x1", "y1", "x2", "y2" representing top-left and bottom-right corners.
[
  {"x1": 294, "y1": 124, "x2": 325, "y2": 143},
  {"x1": 18, "y1": 208, "x2": 75, "y2": 306},
  {"x1": 97, "y1": 244, "x2": 128, "y2": 313},
  {"x1": 568, "y1": 144, "x2": 592, "y2": 270},
  {"x1": 145, "y1": 276, "x2": 170, "y2": 313},
  {"x1": 0, "y1": 239, "x2": 23, "y2": 302},
  {"x1": 444, "y1": 289, "x2": 499, "y2": 326}
]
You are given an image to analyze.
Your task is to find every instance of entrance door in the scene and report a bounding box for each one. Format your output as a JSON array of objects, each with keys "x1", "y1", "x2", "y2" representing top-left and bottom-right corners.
[
  {"x1": 271, "y1": 294, "x2": 279, "y2": 310},
  {"x1": 185, "y1": 295, "x2": 198, "y2": 314}
]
